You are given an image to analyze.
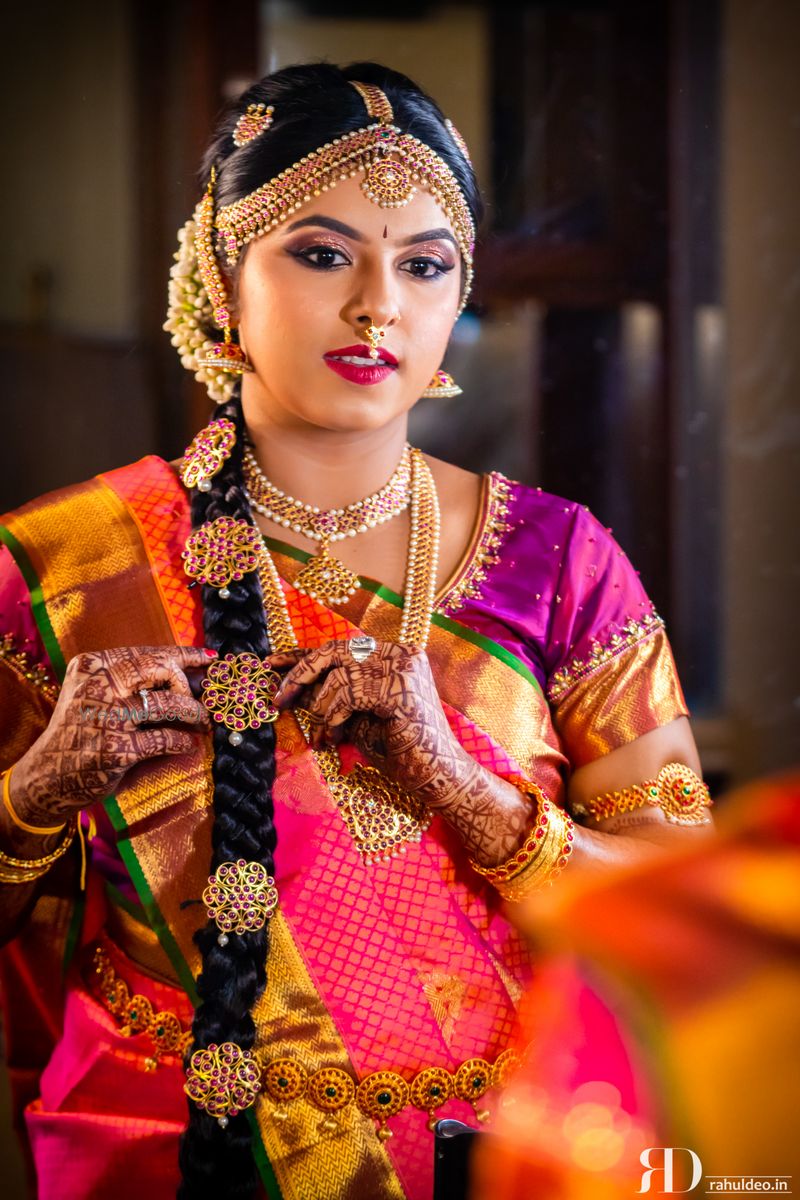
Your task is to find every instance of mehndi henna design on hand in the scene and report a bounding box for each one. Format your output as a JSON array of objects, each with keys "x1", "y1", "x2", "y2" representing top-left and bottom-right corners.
[
  {"x1": 8, "y1": 645, "x2": 213, "y2": 836},
  {"x1": 270, "y1": 640, "x2": 531, "y2": 867}
]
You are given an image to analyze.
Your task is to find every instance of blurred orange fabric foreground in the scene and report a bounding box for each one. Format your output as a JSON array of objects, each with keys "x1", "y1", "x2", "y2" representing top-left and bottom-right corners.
[{"x1": 471, "y1": 772, "x2": 800, "y2": 1199}]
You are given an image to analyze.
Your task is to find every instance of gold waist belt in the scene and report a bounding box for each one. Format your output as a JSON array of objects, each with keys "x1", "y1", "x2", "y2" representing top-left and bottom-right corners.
[{"x1": 89, "y1": 942, "x2": 521, "y2": 1138}]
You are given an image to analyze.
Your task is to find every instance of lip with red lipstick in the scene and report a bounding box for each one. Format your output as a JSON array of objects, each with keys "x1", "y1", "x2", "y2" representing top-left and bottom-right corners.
[{"x1": 323, "y1": 344, "x2": 399, "y2": 386}]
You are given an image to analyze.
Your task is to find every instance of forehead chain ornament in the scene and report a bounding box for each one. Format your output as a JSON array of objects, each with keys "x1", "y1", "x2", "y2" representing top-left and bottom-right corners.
[{"x1": 214, "y1": 81, "x2": 475, "y2": 283}]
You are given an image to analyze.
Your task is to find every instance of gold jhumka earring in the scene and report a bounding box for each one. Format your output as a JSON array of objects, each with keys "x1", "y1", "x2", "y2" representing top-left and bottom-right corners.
[{"x1": 421, "y1": 369, "x2": 462, "y2": 399}]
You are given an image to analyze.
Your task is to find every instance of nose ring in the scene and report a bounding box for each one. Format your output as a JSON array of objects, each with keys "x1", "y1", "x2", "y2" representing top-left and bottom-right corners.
[{"x1": 363, "y1": 322, "x2": 385, "y2": 361}]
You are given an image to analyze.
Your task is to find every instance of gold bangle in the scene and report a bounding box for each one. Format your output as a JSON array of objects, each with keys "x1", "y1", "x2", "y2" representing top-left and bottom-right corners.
[
  {"x1": 0, "y1": 819, "x2": 76, "y2": 875},
  {"x1": 0, "y1": 865, "x2": 46, "y2": 885},
  {"x1": 2, "y1": 766, "x2": 67, "y2": 836},
  {"x1": 572, "y1": 762, "x2": 712, "y2": 826},
  {"x1": 493, "y1": 806, "x2": 575, "y2": 901},
  {"x1": 469, "y1": 781, "x2": 552, "y2": 883}
]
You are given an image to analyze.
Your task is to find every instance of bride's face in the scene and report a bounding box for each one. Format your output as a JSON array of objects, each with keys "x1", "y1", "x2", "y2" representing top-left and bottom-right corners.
[{"x1": 234, "y1": 174, "x2": 463, "y2": 435}]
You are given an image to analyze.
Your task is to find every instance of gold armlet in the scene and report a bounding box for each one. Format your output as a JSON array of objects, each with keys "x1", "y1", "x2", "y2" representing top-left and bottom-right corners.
[
  {"x1": 572, "y1": 762, "x2": 712, "y2": 826},
  {"x1": 469, "y1": 782, "x2": 575, "y2": 900}
]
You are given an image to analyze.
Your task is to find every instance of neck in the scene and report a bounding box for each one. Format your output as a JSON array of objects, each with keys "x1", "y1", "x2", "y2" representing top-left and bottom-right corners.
[{"x1": 240, "y1": 403, "x2": 411, "y2": 510}]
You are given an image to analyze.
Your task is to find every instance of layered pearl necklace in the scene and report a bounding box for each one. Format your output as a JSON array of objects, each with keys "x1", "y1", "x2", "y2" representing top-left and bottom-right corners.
[{"x1": 243, "y1": 443, "x2": 413, "y2": 606}]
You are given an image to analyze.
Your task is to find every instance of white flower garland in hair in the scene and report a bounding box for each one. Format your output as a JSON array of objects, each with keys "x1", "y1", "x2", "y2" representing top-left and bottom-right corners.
[{"x1": 163, "y1": 209, "x2": 236, "y2": 405}]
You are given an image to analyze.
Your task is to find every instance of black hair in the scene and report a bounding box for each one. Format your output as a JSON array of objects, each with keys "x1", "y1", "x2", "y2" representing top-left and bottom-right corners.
[{"x1": 178, "y1": 60, "x2": 482, "y2": 1198}]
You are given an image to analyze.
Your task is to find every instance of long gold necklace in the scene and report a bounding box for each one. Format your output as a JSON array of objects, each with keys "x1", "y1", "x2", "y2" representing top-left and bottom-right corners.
[
  {"x1": 243, "y1": 443, "x2": 412, "y2": 606},
  {"x1": 257, "y1": 448, "x2": 441, "y2": 863}
]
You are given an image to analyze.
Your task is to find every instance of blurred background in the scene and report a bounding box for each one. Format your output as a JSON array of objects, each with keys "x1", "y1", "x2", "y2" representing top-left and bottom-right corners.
[{"x1": 0, "y1": 1, "x2": 797, "y2": 1192}]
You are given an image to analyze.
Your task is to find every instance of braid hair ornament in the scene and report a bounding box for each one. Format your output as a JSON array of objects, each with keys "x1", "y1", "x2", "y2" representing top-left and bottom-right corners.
[{"x1": 178, "y1": 394, "x2": 277, "y2": 1198}]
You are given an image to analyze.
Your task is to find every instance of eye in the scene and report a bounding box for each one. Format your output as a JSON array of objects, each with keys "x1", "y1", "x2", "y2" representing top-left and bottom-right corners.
[
  {"x1": 289, "y1": 245, "x2": 351, "y2": 270},
  {"x1": 400, "y1": 256, "x2": 456, "y2": 280}
]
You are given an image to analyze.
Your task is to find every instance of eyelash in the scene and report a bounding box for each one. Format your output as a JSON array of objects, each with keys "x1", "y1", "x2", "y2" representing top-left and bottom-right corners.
[{"x1": 288, "y1": 244, "x2": 455, "y2": 279}]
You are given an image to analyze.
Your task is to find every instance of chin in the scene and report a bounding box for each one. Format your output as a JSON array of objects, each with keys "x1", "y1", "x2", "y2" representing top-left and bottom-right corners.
[{"x1": 313, "y1": 407, "x2": 403, "y2": 434}]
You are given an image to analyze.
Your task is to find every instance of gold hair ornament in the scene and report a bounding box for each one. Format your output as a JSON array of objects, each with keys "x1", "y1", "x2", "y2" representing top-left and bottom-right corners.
[
  {"x1": 178, "y1": 417, "x2": 237, "y2": 492},
  {"x1": 202, "y1": 858, "x2": 278, "y2": 946},
  {"x1": 181, "y1": 515, "x2": 263, "y2": 598},
  {"x1": 184, "y1": 1041, "x2": 262, "y2": 1128},
  {"x1": 200, "y1": 652, "x2": 281, "y2": 746},
  {"x1": 445, "y1": 118, "x2": 472, "y2": 166},
  {"x1": 233, "y1": 103, "x2": 274, "y2": 149},
  {"x1": 215, "y1": 82, "x2": 475, "y2": 289}
]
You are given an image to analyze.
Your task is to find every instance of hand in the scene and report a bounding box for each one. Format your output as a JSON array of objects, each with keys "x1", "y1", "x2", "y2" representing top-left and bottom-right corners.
[
  {"x1": 9, "y1": 645, "x2": 214, "y2": 832},
  {"x1": 270, "y1": 640, "x2": 532, "y2": 864},
  {"x1": 270, "y1": 640, "x2": 471, "y2": 808}
]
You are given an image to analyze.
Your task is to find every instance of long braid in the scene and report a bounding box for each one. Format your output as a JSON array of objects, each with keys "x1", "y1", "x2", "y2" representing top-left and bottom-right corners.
[{"x1": 178, "y1": 392, "x2": 276, "y2": 1198}]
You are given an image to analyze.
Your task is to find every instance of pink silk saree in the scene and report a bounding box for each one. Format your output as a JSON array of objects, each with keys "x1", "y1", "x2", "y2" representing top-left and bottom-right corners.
[{"x1": 0, "y1": 455, "x2": 689, "y2": 1199}]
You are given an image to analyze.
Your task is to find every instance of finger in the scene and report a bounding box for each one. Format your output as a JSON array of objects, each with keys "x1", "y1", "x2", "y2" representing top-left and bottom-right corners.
[
  {"x1": 130, "y1": 645, "x2": 217, "y2": 674},
  {"x1": 306, "y1": 679, "x2": 357, "y2": 749},
  {"x1": 137, "y1": 692, "x2": 211, "y2": 729},
  {"x1": 264, "y1": 649, "x2": 308, "y2": 669},
  {"x1": 133, "y1": 726, "x2": 203, "y2": 762},
  {"x1": 144, "y1": 649, "x2": 221, "y2": 703},
  {"x1": 274, "y1": 642, "x2": 355, "y2": 707},
  {"x1": 311, "y1": 667, "x2": 352, "y2": 714},
  {"x1": 322, "y1": 701, "x2": 357, "y2": 747},
  {"x1": 171, "y1": 645, "x2": 219, "y2": 669}
]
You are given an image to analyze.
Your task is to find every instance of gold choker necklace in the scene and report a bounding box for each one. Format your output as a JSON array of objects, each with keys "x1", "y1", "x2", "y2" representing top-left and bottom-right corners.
[{"x1": 243, "y1": 444, "x2": 412, "y2": 606}]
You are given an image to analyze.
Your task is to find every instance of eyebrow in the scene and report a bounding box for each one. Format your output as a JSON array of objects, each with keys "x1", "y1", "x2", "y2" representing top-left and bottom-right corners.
[{"x1": 284, "y1": 215, "x2": 458, "y2": 250}]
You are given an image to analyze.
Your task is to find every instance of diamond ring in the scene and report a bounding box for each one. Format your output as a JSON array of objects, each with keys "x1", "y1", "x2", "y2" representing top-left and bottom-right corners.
[
  {"x1": 348, "y1": 635, "x2": 377, "y2": 664},
  {"x1": 138, "y1": 687, "x2": 152, "y2": 721}
]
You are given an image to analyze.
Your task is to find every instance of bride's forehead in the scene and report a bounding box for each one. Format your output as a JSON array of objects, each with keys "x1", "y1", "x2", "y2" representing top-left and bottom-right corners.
[{"x1": 294, "y1": 175, "x2": 454, "y2": 239}]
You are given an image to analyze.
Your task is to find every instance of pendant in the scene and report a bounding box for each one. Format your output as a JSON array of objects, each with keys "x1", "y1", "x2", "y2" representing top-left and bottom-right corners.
[
  {"x1": 323, "y1": 757, "x2": 432, "y2": 863},
  {"x1": 294, "y1": 542, "x2": 361, "y2": 605}
]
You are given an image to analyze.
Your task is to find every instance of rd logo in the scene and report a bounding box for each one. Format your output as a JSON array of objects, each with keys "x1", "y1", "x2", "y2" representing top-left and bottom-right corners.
[{"x1": 639, "y1": 1148, "x2": 704, "y2": 1193}]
